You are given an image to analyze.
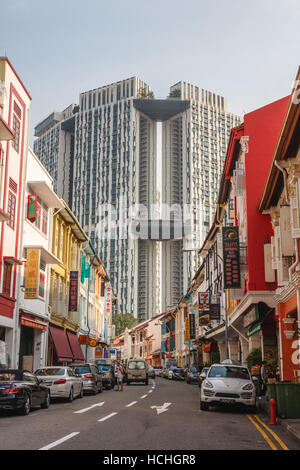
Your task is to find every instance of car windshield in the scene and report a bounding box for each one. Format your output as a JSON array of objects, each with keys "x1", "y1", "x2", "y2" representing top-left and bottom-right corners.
[
  {"x1": 35, "y1": 368, "x2": 65, "y2": 376},
  {"x1": 128, "y1": 361, "x2": 146, "y2": 370},
  {"x1": 74, "y1": 366, "x2": 91, "y2": 374},
  {"x1": 208, "y1": 366, "x2": 250, "y2": 380},
  {"x1": 174, "y1": 368, "x2": 184, "y2": 373},
  {"x1": 190, "y1": 366, "x2": 198, "y2": 373},
  {"x1": 0, "y1": 370, "x2": 22, "y2": 381},
  {"x1": 97, "y1": 365, "x2": 110, "y2": 372}
]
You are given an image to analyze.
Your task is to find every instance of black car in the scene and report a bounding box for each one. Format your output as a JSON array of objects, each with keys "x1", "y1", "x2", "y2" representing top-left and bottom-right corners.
[
  {"x1": 0, "y1": 369, "x2": 50, "y2": 415},
  {"x1": 96, "y1": 364, "x2": 115, "y2": 389},
  {"x1": 172, "y1": 368, "x2": 185, "y2": 381}
]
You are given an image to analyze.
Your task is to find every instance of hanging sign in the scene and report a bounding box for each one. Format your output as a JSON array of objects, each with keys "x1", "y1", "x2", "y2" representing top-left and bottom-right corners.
[
  {"x1": 79, "y1": 335, "x2": 89, "y2": 345},
  {"x1": 69, "y1": 271, "x2": 79, "y2": 312},
  {"x1": 222, "y1": 226, "x2": 241, "y2": 289},
  {"x1": 184, "y1": 317, "x2": 190, "y2": 343},
  {"x1": 189, "y1": 314, "x2": 196, "y2": 340},
  {"x1": 24, "y1": 249, "x2": 40, "y2": 299},
  {"x1": 210, "y1": 304, "x2": 221, "y2": 322},
  {"x1": 198, "y1": 292, "x2": 210, "y2": 310}
]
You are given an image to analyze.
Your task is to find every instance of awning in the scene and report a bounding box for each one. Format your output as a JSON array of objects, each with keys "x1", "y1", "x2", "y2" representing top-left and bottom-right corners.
[
  {"x1": 66, "y1": 331, "x2": 85, "y2": 362},
  {"x1": 0, "y1": 208, "x2": 10, "y2": 222},
  {"x1": 49, "y1": 325, "x2": 73, "y2": 363},
  {"x1": 0, "y1": 114, "x2": 14, "y2": 141}
]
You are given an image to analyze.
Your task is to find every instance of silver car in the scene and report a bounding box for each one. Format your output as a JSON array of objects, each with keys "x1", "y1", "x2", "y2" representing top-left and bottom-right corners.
[
  {"x1": 200, "y1": 363, "x2": 256, "y2": 412},
  {"x1": 35, "y1": 366, "x2": 83, "y2": 402}
]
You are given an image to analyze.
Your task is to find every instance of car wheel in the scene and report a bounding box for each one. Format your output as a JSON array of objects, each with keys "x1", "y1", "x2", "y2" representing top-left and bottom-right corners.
[
  {"x1": 68, "y1": 387, "x2": 74, "y2": 402},
  {"x1": 20, "y1": 394, "x2": 31, "y2": 415},
  {"x1": 41, "y1": 391, "x2": 50, "y2": 409},
  {"x1": 79, "y1": 385, "x2": 84, "y2": 398},
  {"x1": 200, "y1": 401, "x2": 209, "y2": 411}
]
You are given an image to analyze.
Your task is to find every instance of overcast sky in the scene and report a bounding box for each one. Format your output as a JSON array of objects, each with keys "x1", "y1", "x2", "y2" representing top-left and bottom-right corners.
[{"x1": 1, "y1": 0, "x2": 300, "y2": 145}]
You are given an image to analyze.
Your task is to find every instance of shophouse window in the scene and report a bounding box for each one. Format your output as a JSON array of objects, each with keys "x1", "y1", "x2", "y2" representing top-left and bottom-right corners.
[
  {"x1": 12, "y1": 114, "x2": 21, "y2": 153},
  {"x1": 39, "y1": 273, "x2": 45, "y2": 298},
  {"x1": 7, "y1": 192, "x2": 16, "y2": 229},
  {"x1": 42, "y1": 210, "x2": 48, "y2": 235},
  {"x1": 35, "y1": 204, "x2": 41, "y2": 229},
  {"x1": 2, "y1": 263, "x2": 12, "y2": 296}
]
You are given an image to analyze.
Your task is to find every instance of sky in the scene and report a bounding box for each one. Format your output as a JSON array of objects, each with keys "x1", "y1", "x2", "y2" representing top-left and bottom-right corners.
[{"x1": 1, "y1": 0, "x2": 300, "y2": 146}]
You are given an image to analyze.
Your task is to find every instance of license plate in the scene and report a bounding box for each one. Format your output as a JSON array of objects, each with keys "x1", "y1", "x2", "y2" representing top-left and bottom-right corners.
[
  {"x1": 133, "y1": 375, "x2": 141, "y2": 379},
  {"x1": 220, "y1": 399, "x2": 235, "y2": 403}
]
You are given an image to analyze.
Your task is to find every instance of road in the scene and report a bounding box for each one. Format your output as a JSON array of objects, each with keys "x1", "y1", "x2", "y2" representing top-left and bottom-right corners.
[{"x1": 0, "y1": 376, "x2": 299, "y2": 452}]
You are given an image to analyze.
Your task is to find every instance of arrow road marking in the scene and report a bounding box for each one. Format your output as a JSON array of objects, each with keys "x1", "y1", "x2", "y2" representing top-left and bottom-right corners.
[
  {"x1": 74, "y1": 402, "x2": 105, "y2": 414},
  {"x1": 151, "y1": 402, "x2": 172, "y2": 415}
]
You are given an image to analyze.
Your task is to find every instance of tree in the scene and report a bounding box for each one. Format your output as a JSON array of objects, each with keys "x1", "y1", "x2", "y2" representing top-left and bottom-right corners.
[
  {"x1": 168, "y1": 89, "x2": 181, "y2": 98},
  {"x1": 112, "y1": 313, "x2": 138, "y2": 336}
]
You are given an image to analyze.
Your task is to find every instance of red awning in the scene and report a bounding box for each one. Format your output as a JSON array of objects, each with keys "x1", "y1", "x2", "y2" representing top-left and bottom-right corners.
[
  {"x1": 49, "y1": 325, "x2": 73, "y2": 363},
  {"x1": 66, "y1": 331, "x2": 85, "y2": 362}
]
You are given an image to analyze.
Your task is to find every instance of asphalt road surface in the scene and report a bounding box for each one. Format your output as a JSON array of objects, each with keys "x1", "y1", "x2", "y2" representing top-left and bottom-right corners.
[{"x1": 0, "y1": 376, "x2": 299, "y2": 452}]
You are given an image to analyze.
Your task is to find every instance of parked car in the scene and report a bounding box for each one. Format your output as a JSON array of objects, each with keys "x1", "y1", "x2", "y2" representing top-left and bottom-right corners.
[
  {"x1": 0, "y1": 369, "x2": 50, "y2": 415},
  {"x1": 198, "y1": 367, "x2": 210, "y2": 387},
  {"x1": 148, "y1": 366, "x2": 155, "y2": 379},
  {"x1": 172, "y1": 367, "x2": 185, "y2": 381},
  {"x1": 35, "y1": 366, "x2": 83, "y2": 402},
  {"x1": 70, "y1": 363, "x2": 103, "y2": 395},
  {"x1": 200, "y1": 363, "x2": 256, "y2": 411},
  {"x1": 168, "y1": 366, "x2": 177, "y2": 379},
  {"x1": 153, "y1": 366, "x2": 162, "y2": 376},
  {"x1": 95, "y1": 364, "x2": 115, "y2": 389},
  {"x1": 186, "y1": 365, "x2": 201, "y2": 384},
  {"x1": 126, "y1": 359, "x2": 148, "y2": 385}
]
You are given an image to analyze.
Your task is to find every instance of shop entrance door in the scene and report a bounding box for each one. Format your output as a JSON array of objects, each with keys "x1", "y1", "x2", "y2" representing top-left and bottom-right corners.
[{"x1": 19, "y1": 325, "x2": 34, "y2": 371}]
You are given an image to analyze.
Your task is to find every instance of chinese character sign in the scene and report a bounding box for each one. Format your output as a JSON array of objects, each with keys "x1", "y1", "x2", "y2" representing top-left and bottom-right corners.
[
  {"x1": 69, "y1": 271, "x2": 79, "y2": 311},
  {"x1": 222, "y1": 226, "x2": 241, "y2": 289},
  {"x1": 24, "y1": 249, "x2": 40, "y2": 299}
]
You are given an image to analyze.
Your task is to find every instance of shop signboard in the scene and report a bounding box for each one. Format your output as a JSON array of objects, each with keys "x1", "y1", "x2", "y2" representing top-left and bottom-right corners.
[
  {"x1": 68, "y1": 271, "x2": 79, "y2": 312},
  {"x1": 198, "y1": 292, "x2": 210, "y2": 309},
  {"x1": 189, "y1": 313, "x2": 196, "y2": 340},
  {"x1": 199, "y1": 311, "x2": 210, "y2": 325},
  {"x1": 222, "y1": 226, "x2": 241, "y2": 289},
  {"x1": 24, "y1": 248, "x2": 40, "y2": 299},
  {"x1": 248, "y1": 322, "x2": 261, "y2": 337},
  {"x1": 210, "y1": 303, "x2": 220, "y2": 322},
  {"x1": 79, "y1": 335, "x2": 89, "y2": 345},
  {"x1": 184, "y1": 317, "x2": 190, "y2": 343},
  {"x1": 244, "y1": 306, "x2": 259, "y2": 329}
]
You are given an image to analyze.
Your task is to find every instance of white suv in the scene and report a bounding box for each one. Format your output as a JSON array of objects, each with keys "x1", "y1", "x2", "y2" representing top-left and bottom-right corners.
[{"x1": 200, "y1": 363, "x2": 256, "y2": 412}]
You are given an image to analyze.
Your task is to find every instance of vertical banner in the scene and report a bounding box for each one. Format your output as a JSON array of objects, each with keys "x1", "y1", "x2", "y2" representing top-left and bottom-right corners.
[
  {"x1": 210, "y1": 303, "x2": 221, "y2": 321},
  {"x1": 222, "y1": 226, "x2": 241, "y2": 289},
  {"x1": 198, "y1": 292, "x2": 210, "y2": 309},
  {"x1": 24, "y1": 248, "x2": 40, "y2": 299},
  {"x1": 189, "y1": 313, "x2": 196, "y2": 340},
  {"x1": 184, "y1": 317, "x2": 190, "y2": 343},
  {"x1": 69, "y1": 271, "x2": 79, "y2": 311}
]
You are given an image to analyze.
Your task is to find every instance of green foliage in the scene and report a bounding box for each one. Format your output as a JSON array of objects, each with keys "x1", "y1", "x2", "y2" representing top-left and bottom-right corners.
[
  {"x1": 112, "y1": 313, "x2": 138, "y2": 336},
  {"x1": 138, "y1": 88, "x2": 154, "y2": 99},
  {"x1": 168, "y1": 89, "x2": 181, "y2": 98},
  {"x1": 246, "y1": 348, "x2": 262, "y2": 370}
]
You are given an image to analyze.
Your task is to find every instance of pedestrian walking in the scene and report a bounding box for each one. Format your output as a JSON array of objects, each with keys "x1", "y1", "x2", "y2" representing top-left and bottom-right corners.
[
  {"x1": 116, "y1": 362, "x2": 124, "y2": 391},
  {"x1": 260, "y1": 361, "x2": 267, "y2": 396}
]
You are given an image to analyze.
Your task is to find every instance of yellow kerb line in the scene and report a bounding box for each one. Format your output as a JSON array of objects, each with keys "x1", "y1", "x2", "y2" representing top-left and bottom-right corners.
[
  {"x1": 247, "y1": 414, "x2": 278, "y2": 450},
  {"x1": 253, "y1": 414, "x2": 289, "y2": 451}
]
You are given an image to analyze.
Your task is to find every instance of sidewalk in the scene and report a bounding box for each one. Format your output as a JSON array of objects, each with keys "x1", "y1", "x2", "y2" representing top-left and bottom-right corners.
[{"x1": 257, "y1": 395, "x2": 300, "y2": 442}]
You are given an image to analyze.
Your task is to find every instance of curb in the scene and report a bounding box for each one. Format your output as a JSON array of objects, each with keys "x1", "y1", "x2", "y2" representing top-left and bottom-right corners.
[{"x1": 280, "y1": 421, "x2": 300, "y2": 442}]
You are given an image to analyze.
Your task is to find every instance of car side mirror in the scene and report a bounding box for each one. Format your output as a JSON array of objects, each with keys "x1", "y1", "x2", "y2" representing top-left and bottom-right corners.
[{"x1": 252, "y1": 376, "x2": 258, "y2": 382}]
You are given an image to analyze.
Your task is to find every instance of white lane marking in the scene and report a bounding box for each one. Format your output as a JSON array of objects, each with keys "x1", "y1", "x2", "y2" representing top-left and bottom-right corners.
[
  {"x1": 140, "y1": 394, "x2": 148, "y2": 399},
  {"x1": 39, "y1": 432, "x2": 80, "y2": 450},
  {"x1": 74, "y1": 402, "x2": 105, "y2": 414},
  {"x1": 98, "y1": 412, "x2": 118, "y2": 422},
  {"x1": 126, "y1": 401, "x2": 137, "y2": 407},
  {"x1": 151, "y1": 402, "x2": 172, "y2": 415},
  {"x1": 148, "y1": 390, "x2": 153, "y2": 394}
]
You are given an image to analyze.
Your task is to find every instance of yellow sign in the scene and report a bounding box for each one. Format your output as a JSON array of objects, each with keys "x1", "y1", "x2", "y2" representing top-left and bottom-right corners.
[
  {"x1": 178, "y1": 353, "x2": 182, "y2": 367},
  {"x1": 89, "y1": 338, "x2": 97, "y2": 348},
  {"x1": 24, "y1": 249, "x2": 40, "y2": 299}
]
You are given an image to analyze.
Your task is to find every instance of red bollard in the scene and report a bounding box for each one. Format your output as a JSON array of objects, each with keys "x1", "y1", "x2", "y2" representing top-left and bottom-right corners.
[{"x1": 269, "y1": 398, "x2": 277, "y2": 425}]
